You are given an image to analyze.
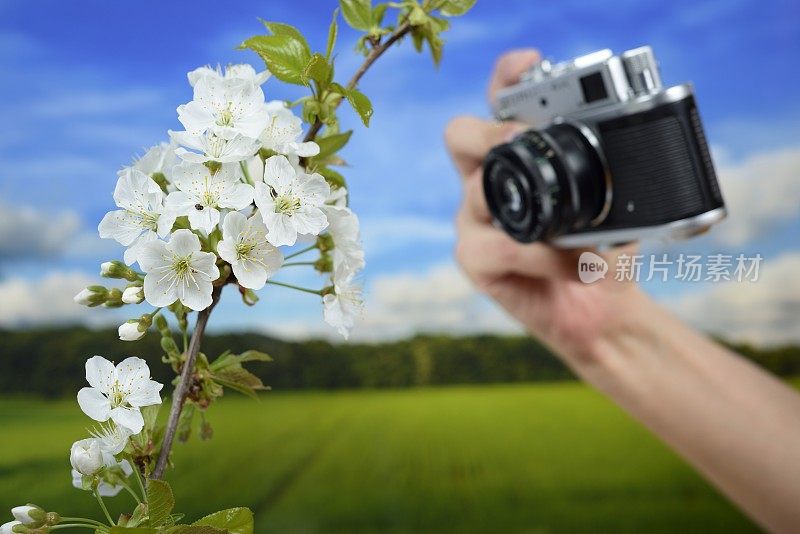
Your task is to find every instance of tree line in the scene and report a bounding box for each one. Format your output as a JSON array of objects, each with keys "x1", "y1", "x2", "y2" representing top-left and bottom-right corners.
[{"x1": 0, "y1": 326, "x2": 797, "y2": 398}]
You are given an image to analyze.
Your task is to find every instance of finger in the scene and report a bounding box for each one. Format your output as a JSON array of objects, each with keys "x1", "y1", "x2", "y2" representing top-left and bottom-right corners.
[
  {"x1": 464, "y1": 173, "x2": 490, "y2": 222},
  {"x1": 456, "y1": 221, "x2": 570, "y2": 281},
  {"x1": 488, "y1": 49, "x2": 540, "y2": 104},
  {"x1": 444, "y1": 116, "x2": 525, "y2": 178}
]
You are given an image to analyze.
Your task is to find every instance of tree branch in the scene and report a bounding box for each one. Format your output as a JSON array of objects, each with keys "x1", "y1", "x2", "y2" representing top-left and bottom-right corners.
[
  {"x1": 303, "y1": 21, "x2": 412, "y2": 142},
  {"x1": 151, "y1": 284, "x2": 223, "y2": 480}
]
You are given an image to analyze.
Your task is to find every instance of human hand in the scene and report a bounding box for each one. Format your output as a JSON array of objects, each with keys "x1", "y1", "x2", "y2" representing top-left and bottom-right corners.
[{"x1": 445, "y1": 49, "x2": 645, "y2": 364}]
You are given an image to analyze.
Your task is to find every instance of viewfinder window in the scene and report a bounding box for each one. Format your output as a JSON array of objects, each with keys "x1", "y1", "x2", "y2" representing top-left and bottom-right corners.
[{"x1": 580, "y1": 72, "x2": 607, "y2": 103}]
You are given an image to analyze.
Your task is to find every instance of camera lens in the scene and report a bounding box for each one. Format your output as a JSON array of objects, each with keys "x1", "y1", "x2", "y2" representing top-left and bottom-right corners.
[{"x1": 483, "y1": 123, "x2": 608, "y2": 243}]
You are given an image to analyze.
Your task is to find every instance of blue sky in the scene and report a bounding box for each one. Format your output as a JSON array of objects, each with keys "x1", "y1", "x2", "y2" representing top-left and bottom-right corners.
[{"x1": 1, "y1": 0, "x2": 799, "y2": 342}]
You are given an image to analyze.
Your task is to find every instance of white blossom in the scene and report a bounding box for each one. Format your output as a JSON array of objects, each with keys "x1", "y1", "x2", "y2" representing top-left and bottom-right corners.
[
  {"x1": 122, "y1": 286, "x2": 144, "y2": 304},
  {"x1": 254, "y1": 155, "x2": 329, "y2": 246},
  {"x1": 260, "y1": 100, "x2": 320, "y2": 157},
  {"x1": 177, "y1": 76, "x2": 268, "y2": 141},
  {"x1": 166, "y1": 162, "x2": 254, "y2": 234},
  {"x1": 170, "y1": 130, "x2": 260, "y2": 164},
  {"x1": 323, "y1": 205, "x2": 365, "y2": 276},
  {"x1": 11, "y1": 505, "x2": 42, "y2": 526},
  {"x1": 1, "y1": 521, "x2": 21, "y2": 534},
  {"x1": 90, "y1": 422, "x2": 132, "y2": 456},
  {"x1": 323, "y1": 268, "x2": 363, "y2": 340},
  {"x1": 138, "y1": 230, "x2": 220, "y2": 310},
  {"x1": 69, "y1": 438, "x2": 105, "y2": 476},
  {"x1": 217, "y1": 211, "x2": 283, "y2": 290},
  {"x1": 326, "y1": 186, "x2": 348, "y2": 208},
  {"x1": 130, "y1": 141, "x2": 178, "y2": 182},
  {"x1": 188, "y1": 63, "x2": 270, "y2": 87},
  {"x1": 98, "y1": 168, "x2": 177, "y2": 266},
  {"x1": 71, "y1": 459, "x2": 133, "y2": 497},
  {"x1": 118, "y1": 320, "x2": 145, "y2": 341},
  {"x1": 76, "y1": 356, "x2": 163, "y2": 435}
]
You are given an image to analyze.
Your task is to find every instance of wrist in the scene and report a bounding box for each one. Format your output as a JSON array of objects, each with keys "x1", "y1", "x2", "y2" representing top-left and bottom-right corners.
[{"x1": 550, "y1": 286, "x2": 660, "y2": 373}]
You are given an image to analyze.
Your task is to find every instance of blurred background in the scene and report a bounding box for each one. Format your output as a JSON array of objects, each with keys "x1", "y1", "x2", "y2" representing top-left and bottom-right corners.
[{"x1": 1, "y1": 0, "x2": 798, "y2": 531}]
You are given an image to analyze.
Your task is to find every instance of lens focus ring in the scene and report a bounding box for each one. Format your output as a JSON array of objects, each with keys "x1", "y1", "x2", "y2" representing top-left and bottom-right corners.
[{"x1": 482, "y1": 124, "x2": 607, "y2": 243}]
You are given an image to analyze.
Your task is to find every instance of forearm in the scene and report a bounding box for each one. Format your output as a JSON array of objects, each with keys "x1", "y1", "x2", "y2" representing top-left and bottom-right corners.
[{"x1": 565, "y1": 290, "x2": 800, "y2": 532}]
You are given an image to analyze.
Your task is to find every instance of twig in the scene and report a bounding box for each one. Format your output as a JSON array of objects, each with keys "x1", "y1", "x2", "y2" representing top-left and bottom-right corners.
[
  {"x1": 303, "y1": 21, "x2": 412, "y2": 142},
  {"x1": 151, "y1": 285, "x2": 223, "y2": 480}
]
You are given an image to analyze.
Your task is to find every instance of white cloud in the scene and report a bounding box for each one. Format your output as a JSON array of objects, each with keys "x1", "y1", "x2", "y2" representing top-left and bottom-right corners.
[
  {"x1": 666, "y1": 252, "x2": 800, "y2": 345},
  {"x1": 0, "y1": 271, "x2": 118, "y2": 327},
  {"x1": 265, "y1": 263, "x2": 521, "y2": 342},
  {"x1": 712, "y1": 146, "x2": 800, "y2": 246},
  {"x1": 0, "y1": 200, "x2": 81, "y2": 261}
]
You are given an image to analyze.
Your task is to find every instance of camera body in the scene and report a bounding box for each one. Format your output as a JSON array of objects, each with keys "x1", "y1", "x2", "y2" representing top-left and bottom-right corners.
[{"x1": 483, "y1": 46, "x2": 726, "y2": 247}]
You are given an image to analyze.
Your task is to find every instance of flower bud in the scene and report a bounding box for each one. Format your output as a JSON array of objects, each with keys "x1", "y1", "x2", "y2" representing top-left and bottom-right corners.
[
  {"x1": 118, "y1": 321, "x2": 145, "y2": 342},
  {"x1": 11, "y1": 506, "x2": 44, "y2": 526},
  {"x1": 73, "y1": 286, "x2": 107, "y2": 307},
  {"x1": 154, "y1": 314, "x2": 169, "y2": 334},
  {"x1": 100, "y1": 261, "x2": 140, "y2": 282},
  {"x1": 316, "y1": 234, "x2": 333, "y2": 252},
  {"x1": 314, "y1": 255, "x2": 333, "y2": 273},
  {"x1": 69, "y1": 439, "x2": 104, "y2": 476},
  {"x1": 121, "y1": 286, "x2": 144, "y2": 304},
  {"x1": 103, "y1": 288, "x2": 124, "y2": 308},
  {"x1": 0, "y1": 521, "x2": 22, "y2": 534}
]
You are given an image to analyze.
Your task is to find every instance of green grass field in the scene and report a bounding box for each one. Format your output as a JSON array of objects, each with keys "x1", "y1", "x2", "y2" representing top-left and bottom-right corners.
[{"x1": 0, "y1": 383, "x2": 754, "y2": 532}]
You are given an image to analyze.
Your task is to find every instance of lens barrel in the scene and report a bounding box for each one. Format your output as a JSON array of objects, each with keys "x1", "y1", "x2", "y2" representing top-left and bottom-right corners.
[{"x1": 482, "y1": 123, "x2": 608, "y2": 243}]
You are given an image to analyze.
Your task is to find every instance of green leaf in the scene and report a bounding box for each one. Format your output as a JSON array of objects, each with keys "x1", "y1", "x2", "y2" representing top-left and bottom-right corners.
[
  {"x1": 210, "y1": 350, "x2": 272, "y2": 372},
  {"x1": 177, "y1": 403, "x2": 196, "y2": 443},
  {"x1": 242, "y1": 34, "x2": 310, "y2": 85},
  {"x1": 408, "y1": 5, "x2": 429, "y2": 26},
  {"x1": 168, "y1": 526, "x2": 225, "y2": 534},
  {"x1": 260, "y1": 20, "x2": 310, "y2": 54},
  {"x1": 110, "y1": 528, "x2": 158, "y2": 533},
  {"x1": 345, "y1": 88, "x2": 373, "y2": 126},
  {"x1": 192, "y1": 507, "x2": 254, "y2": 534},
  {"x1": 238, "y1": 350, "x2": 273, "y2": 363},
  {"x1": 141, "y1": 404, "x2": 160, "y2": 434},
  {"x1": 318, "y1": 166, "x2": 348, "y2": 190},
  {"x1": 439, "y1": 0, "x2": 477, "y2": 16},
  {"x1": 326, "y1": 9, "x2": 339, "y2": 59},
  {"x1": 328, "y1": 82, "x2": 348, "y2": 95},
  {"x1": 315, "y1": 130, "x2": 353, "y2": 160},
  {"x1": 339, "y1": 0, "x2": 373, "y2": 31},
  {"x1": 212, "y1": 366, "x2": 267, "y2": 399},
  {"x1": 303, "y1": 53, "x2": 332, "y2": 87},
  {"x1": 146, "y1": 479, "x2": 175, "y2": 528},
  {"x1": 372, "y1": 3, "x2": 389, "y2": 25}
]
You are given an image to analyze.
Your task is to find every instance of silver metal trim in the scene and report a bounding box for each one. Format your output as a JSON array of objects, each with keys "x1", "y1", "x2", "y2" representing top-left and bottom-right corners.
[
  {"x1": 561, "y1": 119, "x2": 613, "y2": 226},
  {"x1": 551, "y1": 207, "x2": 727, "y2": 249},
  {"x1": 567, "y1": 83, "x2": 693, "y2": 123}
]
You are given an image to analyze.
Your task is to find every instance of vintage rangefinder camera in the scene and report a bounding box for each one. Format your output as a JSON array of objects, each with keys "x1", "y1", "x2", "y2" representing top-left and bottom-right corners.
[{"x1": 483, "y1": 46, "x2": 726, "y2": 247}]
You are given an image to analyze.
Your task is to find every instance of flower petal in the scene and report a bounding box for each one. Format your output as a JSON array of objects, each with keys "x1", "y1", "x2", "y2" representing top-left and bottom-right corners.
[
  {"x1": 263, "y1": 155, "x2": 296, "y2": 190},
  {"x1": 77, "y1": 387, "x2": 111, "y2": 422},
  {"x1": 98, "y1": 210, "x2": 144, "y2": 246},
  {"x1": 178, "y1": 277, "x2": 214, "y2": 311},
  {"x1": 124, "y1": 232, "x2": 157, "y2": 266},
  {"x1": 110, "y1": 406, "x2": 144, "y2": 434},
  {"x1": 168, "y1": 229, "x2": 201, "y2": 256},
  {"x1": 264, "y1": 212, "x2": 297, "y2": 247},
  {"x1": 126, "y1": 379, "x2": 163, "y2": 408},
  {"x1": 221, "y1": 210, "x2": 247, "y2": 240},
  {"x1": 136, "y1": 238, "x2": 170, "y2": 273},
  {"x1": 218, "y1": 183, "x2": 255, "y2": 210},
  {"x1": 85, "y1": 356, "x2": 116, "y2": 392},
  {"x1": 115, "y1": 357, "x2": 149, "y2": 393}
]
